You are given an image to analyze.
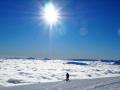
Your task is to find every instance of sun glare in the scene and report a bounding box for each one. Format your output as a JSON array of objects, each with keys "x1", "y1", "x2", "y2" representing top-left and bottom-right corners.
[{"x1": 42, "y1": 2, "x2": 60, "y2": 27}]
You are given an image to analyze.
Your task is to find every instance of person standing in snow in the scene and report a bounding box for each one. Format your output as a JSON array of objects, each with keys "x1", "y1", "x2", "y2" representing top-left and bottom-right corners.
[{"x1": 66, "y1": 73, "x2": 69, "y2": 81}]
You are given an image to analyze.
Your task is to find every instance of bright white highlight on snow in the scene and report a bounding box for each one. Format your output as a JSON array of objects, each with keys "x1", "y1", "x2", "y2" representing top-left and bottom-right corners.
[{"x1": 42, "y1": 2, "x2": 60, "y2": 27}]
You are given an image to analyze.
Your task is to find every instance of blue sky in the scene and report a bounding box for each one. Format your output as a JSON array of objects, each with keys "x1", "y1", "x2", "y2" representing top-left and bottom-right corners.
[{"x1": 0, "y1": 0, "x2": 120, "y2": 59}]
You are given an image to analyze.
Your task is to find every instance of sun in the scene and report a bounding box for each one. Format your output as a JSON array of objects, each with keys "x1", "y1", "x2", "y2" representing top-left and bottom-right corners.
[{"x1": 42, "y1": 2, "x2": 60, "y2": 27}]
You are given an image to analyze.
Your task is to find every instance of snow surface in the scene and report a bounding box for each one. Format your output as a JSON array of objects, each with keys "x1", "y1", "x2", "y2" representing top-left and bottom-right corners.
[
  {"x1": 0, "y1": 59, "x2": 120, "y2": 87},
  {"x1": 0, "y1": 76, "x2": 120, "y2": 90}
]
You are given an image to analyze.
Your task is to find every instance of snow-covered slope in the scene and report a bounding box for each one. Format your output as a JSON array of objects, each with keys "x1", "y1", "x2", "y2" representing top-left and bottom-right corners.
[
  {"x1": 0, "y1": 76, "x2": 120, "y2": 90},
  {"x1": 0, "y1": 59, "x2": 120, "y2": 86}
]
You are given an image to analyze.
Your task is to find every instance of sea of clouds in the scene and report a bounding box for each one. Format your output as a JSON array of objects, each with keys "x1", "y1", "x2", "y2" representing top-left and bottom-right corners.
[{"x1": 0, "y1": 59, "x2": 120, "y2": 86}]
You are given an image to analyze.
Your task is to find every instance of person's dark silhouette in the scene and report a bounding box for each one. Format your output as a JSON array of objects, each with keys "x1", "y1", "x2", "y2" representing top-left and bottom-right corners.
[{"x1": 66, "y1": 73, "x2": 69, "y2": 81}]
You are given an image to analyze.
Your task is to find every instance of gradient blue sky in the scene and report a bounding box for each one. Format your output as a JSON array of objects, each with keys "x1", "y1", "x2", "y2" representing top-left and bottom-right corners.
[{"x1": 0, "y1": 0, "x2": 120, "y2": 59}]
